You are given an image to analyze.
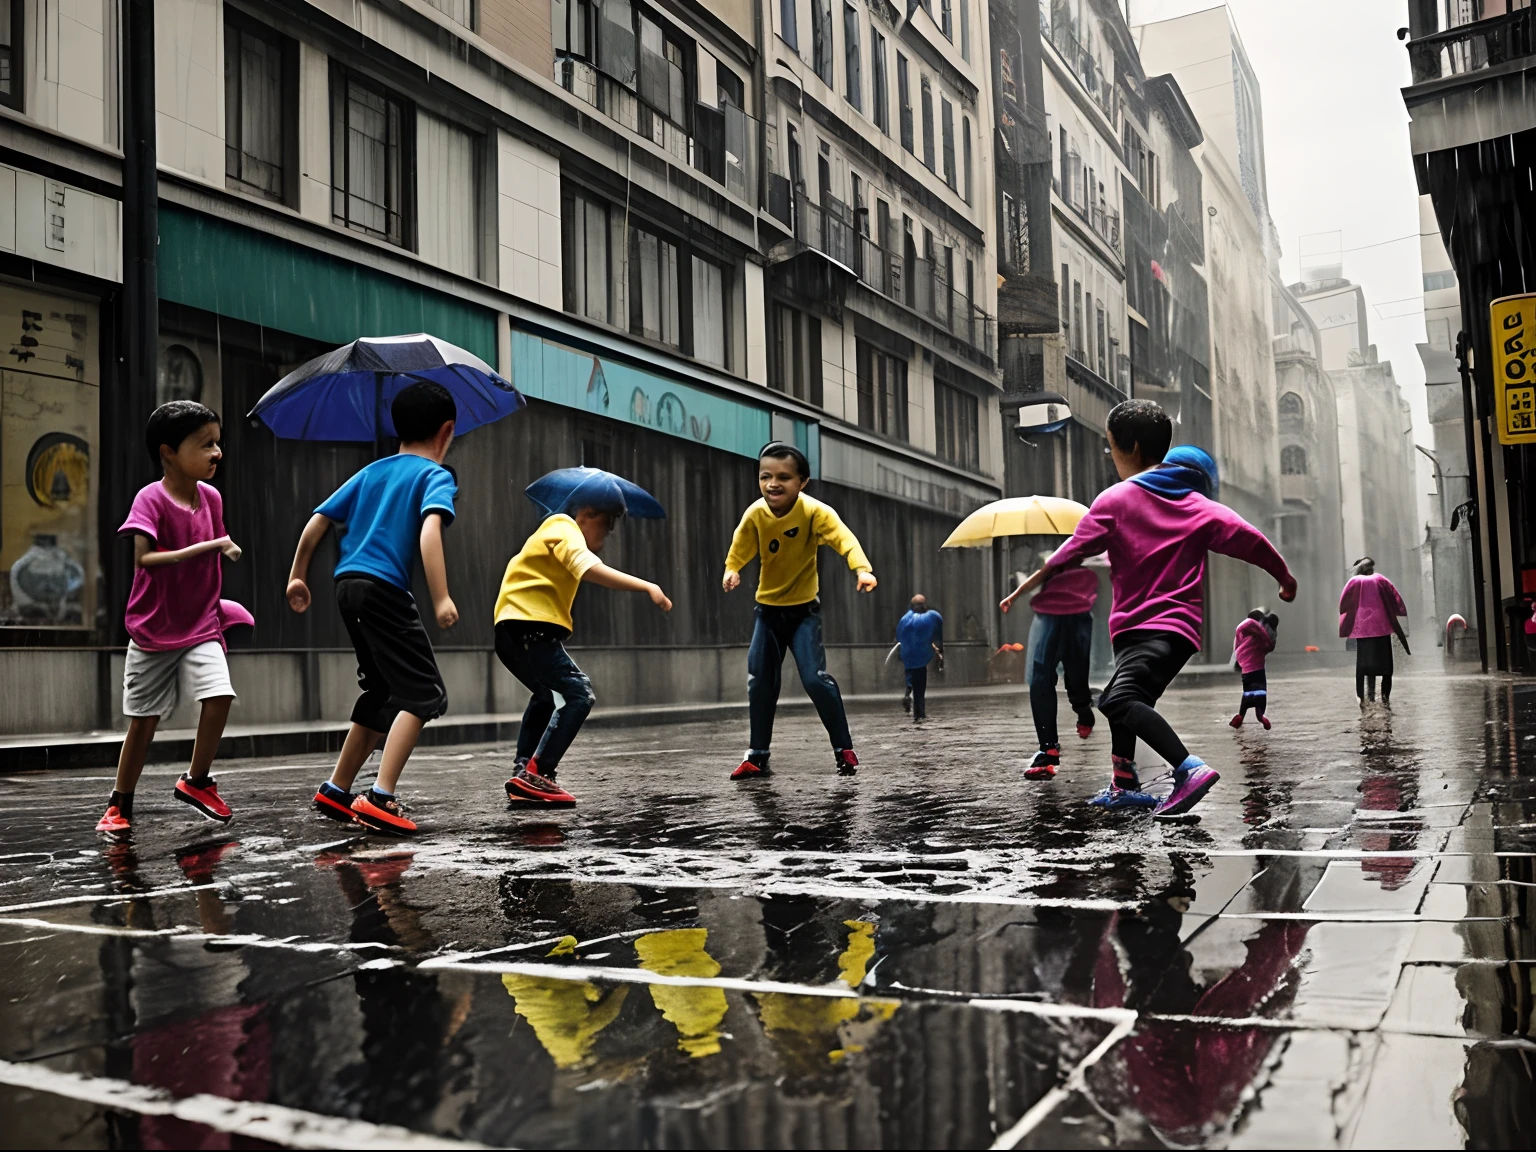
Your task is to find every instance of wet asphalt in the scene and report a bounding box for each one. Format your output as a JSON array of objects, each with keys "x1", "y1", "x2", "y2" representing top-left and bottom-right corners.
[{"x1": 0, "y1": 664, "x2": 1533, "y2": 1149}]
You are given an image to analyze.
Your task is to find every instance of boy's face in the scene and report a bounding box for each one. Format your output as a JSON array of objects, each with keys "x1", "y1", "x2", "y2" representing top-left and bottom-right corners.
[
  {"x1": 758, "y1": 455, "x2": 806, "y2": 513},
  {"x1": 1107, "y1": 428, "x2": 1146, "y2": 481},
  {"x1": 163, "y1": 421, "x2": 223, "y2": 480},
  {"x1": 574, "y1": 508, "x2": 614, "y2": 552}
]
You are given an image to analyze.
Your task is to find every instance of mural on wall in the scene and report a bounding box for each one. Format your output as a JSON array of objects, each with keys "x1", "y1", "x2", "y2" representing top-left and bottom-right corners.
[{"x1": 1, "y1": 286, "x2": 100, "y2": 628}]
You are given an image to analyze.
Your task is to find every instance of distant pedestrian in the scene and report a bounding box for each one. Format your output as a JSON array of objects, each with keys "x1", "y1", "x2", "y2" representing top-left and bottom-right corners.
[
  {"x1": 96, "y1": 402, "x2": 251, "y2": 834},
  {"x1": 493, "y1": 481, "x2": 672, "y2": 808},
  {"x1": 1004, "y1": 402, "x2": 1296, "y2": 818},
  {"x1": 896, "y1": 595, "x2": 944, "y2": 722},
  {"x1": 1004, "y1": 554, "x2": 1098, "y2": 779},
  {"x1": 286, "y1": 381, "x2": 461, "y2": 835},
  {"x1": 723, "y1": 442, "x2": 876, "y2": 779},
  {"x1": 1339, "y1": 557, "x2": 1408, "y2": 708},
  {"x1": 1230, "y1": 609, "x2": 1279, "y2": 729}
]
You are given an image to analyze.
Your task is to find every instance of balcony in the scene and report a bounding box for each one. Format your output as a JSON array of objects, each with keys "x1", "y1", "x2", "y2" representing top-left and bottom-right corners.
[
  {"x1": 1280, "y1": 473, "x2": 1316, "y2": 504},
  {"x1": 1041, "y1": 6, "x2": 1118, "y2": 126},
  {"x1": 1051, "y1": 176, "x2": 1123, "y2": 257},
  {"x1": 1407, "y1": 6, "x2": 1535, "y2": 85}
]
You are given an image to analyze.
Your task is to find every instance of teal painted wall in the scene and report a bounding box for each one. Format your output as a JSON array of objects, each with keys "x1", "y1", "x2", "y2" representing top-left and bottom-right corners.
[{"x1": 157, "y1": 205, "x2": 497, "y2": 362}]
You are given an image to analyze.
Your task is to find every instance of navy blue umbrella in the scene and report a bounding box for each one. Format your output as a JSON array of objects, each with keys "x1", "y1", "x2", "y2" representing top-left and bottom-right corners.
[
  {"x1": 248, "y1": 334, "x2": 525, "y2": 441},
  {"x1": 525, "y1": 467, "x2": 666, "y2": 520}
]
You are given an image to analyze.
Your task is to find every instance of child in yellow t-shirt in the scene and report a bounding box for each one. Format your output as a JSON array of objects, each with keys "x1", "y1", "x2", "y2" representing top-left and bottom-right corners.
[
  {"x1": 495, "y1": 495, "x2": 671, "y2": 806},
  {"x1": 722, "y1": 442, "x2": 877, "y2": 779}
]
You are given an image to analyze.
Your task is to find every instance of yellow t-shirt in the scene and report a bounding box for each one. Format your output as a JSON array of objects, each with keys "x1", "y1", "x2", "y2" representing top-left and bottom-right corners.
[
  {"x1": 724, "y1": 493, "x2": 871, "y2": 607},
  {"x1": 493, "y1": 514, "x2": 602, "y2": 633}
]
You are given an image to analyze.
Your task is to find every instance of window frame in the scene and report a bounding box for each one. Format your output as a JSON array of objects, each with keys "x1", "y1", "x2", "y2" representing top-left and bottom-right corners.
[
  {"x1": 330, "y1": 64, "x2": 415, "y2": 250},
  {"x1": 636, "y1": 10, "x2": 692, "y2": 131},
  {"x1": 855, "y1": 339, "x2": 910, "y2": 441},
  {"x1": 562, "y1": 185, "x2": 614, "y2": 326},
  {"x1": 553, "y1": 0, "x2": 597, "y2": 61},
  {"x1": 224, "y1": 10, "x2": 300, "y2": 207},
  {"x1": 770, "y1": 302, "x2": 824, "y2": 407},
  {"x1": 0, "y1": 0, "x2": 24, "y2": 112},
  {"x1": 934, "y1": 378, "x2": 979, "y2": 472},
  {"x1": 870, "y1": 29, "x2": 889, "y2": 134},
  {"x1": 940, "y1": 96, "x2": 956, "y2": 189},
  {"x1": 897, "y1": 53, "x2": 913, "y2": 154},
  {"x1": 781, "y1": 0, "x2": 798, "y2": 50},
  {"x1": 920, "y1": 77, "x2": 935, "y2": 171},
  {"x1": 843, "y1": 3, "x2": 861, "y2": 110},
  {"x1": 811, "y1": 0, "x2": 835, "y2": 87}
]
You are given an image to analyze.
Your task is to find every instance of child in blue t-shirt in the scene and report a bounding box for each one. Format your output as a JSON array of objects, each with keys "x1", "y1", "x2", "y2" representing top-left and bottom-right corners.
[
  {"x1": 285, "y1": 381, "x2": 460, "y2": 835},
  {"x1": 896, "y1": 595, "x2": 944, "y2": 722}
]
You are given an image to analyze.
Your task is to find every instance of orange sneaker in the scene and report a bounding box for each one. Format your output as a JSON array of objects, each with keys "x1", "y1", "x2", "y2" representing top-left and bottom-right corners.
[
  {"x1": 731, "y1": 757, "x2": 770, "y2": 780},
  {"x1": 95, "y1": 805, "x2": 131, "y2": 833},
  {"x1": 350, "y1": 790, "x2": 418, "y2": 835},
  {"x1": 174, "y1": 774, "x2": 232, "y2": 823},
  {"x1": 505, "y1": 760, "x2": 577, "y2": 807}
]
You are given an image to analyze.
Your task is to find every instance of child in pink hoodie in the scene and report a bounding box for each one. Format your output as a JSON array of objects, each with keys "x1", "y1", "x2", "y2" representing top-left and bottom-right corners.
[
  {"x1": 1230, "y1": 610, "x2": 1278, "y2": 729},
  {"x1": 1006, "y1": 401, "x2": 1296, "y2": 816}
]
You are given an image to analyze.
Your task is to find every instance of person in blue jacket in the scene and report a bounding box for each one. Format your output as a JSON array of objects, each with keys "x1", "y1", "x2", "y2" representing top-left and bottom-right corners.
[{"x1": 896, "y1": 595, "x2": 944, "y2": 722}]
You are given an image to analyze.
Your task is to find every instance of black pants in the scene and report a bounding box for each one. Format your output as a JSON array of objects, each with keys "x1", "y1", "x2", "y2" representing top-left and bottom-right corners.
[
  {"x1": 1239, "y1": 669, "x2": 1267, "y2": 719},
  {"x1": 1029, "y1": 611, "x2": 1095, "y2": 748},
  {"x1": 1355, "y1": 636, "x2": 1394, "y2": 701},
  {"x1": 336, "y1": 576, "x2": 448, "y2": 734},
  {"x1": 1098, "y1": 629, "x2": 1197, "y2": 767},
  {"x1": 904, "y1": 665, "x2": 929, "y2": 719},
  {"x1": 495, "y1": 621, "x2": 595, "y2": 772}
]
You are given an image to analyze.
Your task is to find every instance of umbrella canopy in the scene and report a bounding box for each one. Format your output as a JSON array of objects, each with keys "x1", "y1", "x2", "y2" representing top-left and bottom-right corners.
[
  {"x1": 941, "y1": 495, "x2": 1089, "y2": 548},
  {"x1": 249, "y1": 334, "x2": 525, "y2": 441},
  {"x1": 525, "y1": 467, "x2": 666, "y2": 520}
]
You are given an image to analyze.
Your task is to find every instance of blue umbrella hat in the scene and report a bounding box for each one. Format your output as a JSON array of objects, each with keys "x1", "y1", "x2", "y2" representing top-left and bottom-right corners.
[
  {"x1": 525, "y1": 467, "x2": 667, "y2": 521},
  {"x1": 249, "y1": 334, "x2": 525, "y2": 441}
]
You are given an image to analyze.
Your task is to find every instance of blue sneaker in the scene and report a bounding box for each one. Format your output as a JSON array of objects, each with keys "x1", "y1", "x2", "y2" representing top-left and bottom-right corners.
[{"x1": 1088, "y1": 785, "x2": 1159, "y2": 810}]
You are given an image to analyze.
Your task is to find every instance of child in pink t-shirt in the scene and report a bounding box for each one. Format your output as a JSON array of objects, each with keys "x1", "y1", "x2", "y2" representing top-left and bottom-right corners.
[
  {"x1": 1230, "y1": 609, "x2": 1278, "y2": 730},
  {"x1": 95, "y1": 402, "x2": 251, "y2": 834},
  {"x1": 1007, "y1": 401, "x2": 1296, "y2": 818}
]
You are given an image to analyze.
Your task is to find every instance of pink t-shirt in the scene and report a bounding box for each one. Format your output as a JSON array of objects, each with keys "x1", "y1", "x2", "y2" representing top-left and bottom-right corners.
[
  {"x1": 1234, "y1": 617, "x2": 1275, "y2": 673},
  {"x1": 1047, "y1": 479, "x2": 1292, "y2": 650},
  {"x1": 1338, "y1": 573, "x2": 1407, "y2": 639},
  {"x1": 119, "y1": 481, "x2": 228, "y2": 651},
  {"x1": 1030, "y1": 565, "x2": 1099, "y2": 616}
]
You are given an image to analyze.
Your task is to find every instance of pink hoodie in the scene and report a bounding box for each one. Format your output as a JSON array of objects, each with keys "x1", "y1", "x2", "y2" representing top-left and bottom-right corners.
[
  {"x1": 1338, "y1": 573, "x2": 1407, "y2": 639},
  {"x1": 1029, "y1": 565, "x2": 1099, "y2": 616},
  {"x1": 1047, "y1": 479, "x2": 1292, "y2": 650},
  {"x1": 1234, "y1": 617, "x2": 1275, "y2": 673}
]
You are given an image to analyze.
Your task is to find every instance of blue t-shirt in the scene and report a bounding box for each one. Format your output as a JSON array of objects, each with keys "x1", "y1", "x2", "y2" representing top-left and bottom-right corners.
[
  {"x1": 897, "y1": 609, "x2": 944, "y2": 669},
  {"x1": 316, "y1": 454, "x2": 457, "y2": 592}
]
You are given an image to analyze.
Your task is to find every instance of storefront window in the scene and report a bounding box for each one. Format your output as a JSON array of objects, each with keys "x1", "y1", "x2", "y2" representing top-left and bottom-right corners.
[{"x1": 1, "y1": 284, "x2": 99, "y2": 629}]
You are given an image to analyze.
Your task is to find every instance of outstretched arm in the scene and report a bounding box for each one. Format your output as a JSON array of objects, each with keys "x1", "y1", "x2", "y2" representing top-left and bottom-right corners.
[
  {"x1": 722, "y1": 510, "x2": 759, "y2": 593},
  {"x1": 815, "y1": 506, "x2": 877, "y2": 592},
  {"x1": 135, "y1": 534, "x2": 239, "y2": 568},
  {"x1": 1208, "y1": 508, "x2": 1296, "y2": 601},
  {"x1": 420, "y1": 513, "x2": 458, "y2": 629},
  {"x1": 286, "y1": 513, "x2": 332, "y2": 613},
  {"x1": 583, "y1": 562, "x2": 672, "y2": 611}
]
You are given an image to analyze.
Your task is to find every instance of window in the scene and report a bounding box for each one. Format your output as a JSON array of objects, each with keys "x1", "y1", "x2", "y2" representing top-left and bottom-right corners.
[
  {"x1": 597, "y1": 0, "x2": 637, "y2": 87},
  {"x1": 1002, "y1": 192, "x2": 1027, "y2": 270},
  {"x1": 0, "y1": 0, "x2": 21, "y2": 111},
  {"x1": 959, "y1": 0, "x2": 970, "y2": 60},
  {"x1": 417, "y1": 112, "x2": 479, "y2": 278},
  {"x1": 844, "y1": 4, "x2": 861, "y2": 110},
  {"x1": 920, "y1": 78, "x2": 935, "y2": 170},
  {"x1": 225, "y1": 14, "x2": 295, "y2": 204},
  {"x1": 1072, "y1": 280, "x2": 1083, "y2": 358},
  {"x1": 1060, "y1": 264, "x2": 1070, "y2": 343},
  {"x1": 856, "y1": 340, "x2": 909, "y2": 440},
  {"x1": 934, "y1": 380, "x2": 979, "y2": 472},
  {"x1": 424, "y1": 0, "x2": 474, "y2": 27},
  {"x1": 940, "y1": 97, "x2": 956, "y2": 188},
  {"x1": 940, "y1": 0, "x2": 952, "y2": 40},
  {"x1": 630, "y1": 224, "x2": 681, "y2": 347},
  {"x1": 897, "y1": 54, "x2": 913, "y2": 153},
  {"x1": 871, "y1": 30, "x2": 889, "y2": 133},
  {"x1": 781, "y1": 0, "x2": 798, "y2": 50},
  {"x1": 1423, "y1": 269, "x2": 1456, "y2": 291},
  {"x1": 812, "y1": 0, "x2": 834, "y2": 86},
  {"x1": 1281, "y1": 445, "x2": 1309, "y2": 475},
  {"x1": 962, "y1": 116, "x2": 972, "y2": 202},
  {"x1": 1000, "y1": 47, "x2": 1016, "y2": 104},
  {"x1": 331, "y1": 69, "x2": 412, "y2": 248},
  {"x1": 692, "y1": 256, "x2": 728, "y2": 368},
  {"x1": 563, "y1": 188, "x2": 613, "y2": 325},
  {"x1": 638, "y1": 13, "x2": 687, "y2": 127},
  {"x1": 552, "y1": 0, "x2": 595, "y2": 57},
  {"x1": 1096, "y1": 305, "x2": 1107, "y2": 377},
  {"x1": 772, "y1": 304, "x2": 823, "y2": 405}
]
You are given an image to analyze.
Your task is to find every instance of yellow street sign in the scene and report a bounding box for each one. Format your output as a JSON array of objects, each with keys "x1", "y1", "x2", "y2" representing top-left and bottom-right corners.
[{"x1": 1492, "y1": 293, "x2": 1536, "y2": 444}]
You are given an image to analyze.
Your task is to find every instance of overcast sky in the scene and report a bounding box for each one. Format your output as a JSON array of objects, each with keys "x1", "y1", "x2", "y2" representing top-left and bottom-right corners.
[{"x1": 1129, "y1": 0, "x2": 1430, "y2": 435}]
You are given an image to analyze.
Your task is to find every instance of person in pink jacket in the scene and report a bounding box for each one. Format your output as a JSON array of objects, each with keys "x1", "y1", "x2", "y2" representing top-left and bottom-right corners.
[
  {"x1": 1339, "y1": 557, "x2": 1408, "y2": 707},
  {"x1": 1005, "y1": 400, "x2": 1296, "y2": 817},
  {"x1": 1230, "y1": 610, "x2": 1278, "y2": 729}
]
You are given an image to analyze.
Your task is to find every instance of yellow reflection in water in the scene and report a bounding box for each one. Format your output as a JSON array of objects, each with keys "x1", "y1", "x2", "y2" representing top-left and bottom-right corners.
[
  {"x1": 500, "y1": 937, "x2": 628, "y2": 1069},
  {"x1": 634, "y1": 928, "x2": 729, "y2": 1058}
]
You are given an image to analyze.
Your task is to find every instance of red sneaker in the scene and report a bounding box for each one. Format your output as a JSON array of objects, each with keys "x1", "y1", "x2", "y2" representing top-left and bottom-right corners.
[
  {"x1": 1024, "y1": 748, "x2": 1060, "y2": 780},
  {"x1": 1259, "y1": 715, "x2": 1272, "y2": 730},
  {"x1": 731, "y1": 758, "x2": 771, "y2": 780},
  {"x1": 175, "y1": 840, "x2": 239, "y2": 882},
  {"x1": 174, "y1": 775, "x2": 232, "y2": 823},
  {"x1": 313, "y1": 781, "x2": 357, "y2": 822},
  {"x1": 1076, "y1": 722, "x2": 1094, "y2": 739},
  {"x1": 350, "y1": 791, "x2": 418, "y2": 835},
  {"x1": 505, "y1": 760, "x2": 577, "y2": 807},
  {"x1": 95, "y1": 805, "x2": 131, "y2": 833},
  {"x1": 835, "y1": 749, "x2": 859, "y2": 776},
  {"x1": 1229, "y1": 714, "x2": 1244, "y2": 728}
]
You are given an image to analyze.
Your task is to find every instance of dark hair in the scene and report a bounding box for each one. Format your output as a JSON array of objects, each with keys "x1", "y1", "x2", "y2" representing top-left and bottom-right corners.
[
  {"x1": 570, "y1": 501, "x2": 626, "y2": 523},
  {"x1": 145, "y1": 401, "x2": 221, "y2": 468},
  {"x1": 1106, "y1": 399, "x2": 1172, "y2": 464},
  {"x1": 1247, "y1": 608, "x2": 1266, "y2": 621},
  {"x1": 1353, "y1": 556, "x2": 1376, "y2": 576},
  {"x1": 392, "y1": 381, "x2": 457, "y2": 443},
  {"x1": 1264, "y1": 613, "x2": 1281, "y2": 630},
  {"x1": 759, "y1": 441, "x2": 811, "y2": 480}
]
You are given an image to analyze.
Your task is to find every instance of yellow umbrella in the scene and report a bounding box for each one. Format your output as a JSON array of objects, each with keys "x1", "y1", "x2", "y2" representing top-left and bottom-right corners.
[{"x1": 941, "y1": 495, "x2": 1089, "y2": 548}]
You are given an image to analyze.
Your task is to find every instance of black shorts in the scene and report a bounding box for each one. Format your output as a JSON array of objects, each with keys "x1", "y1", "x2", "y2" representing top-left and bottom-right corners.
[{"x1": 335, "y1": 575, "x2": 447, "y2": 733}]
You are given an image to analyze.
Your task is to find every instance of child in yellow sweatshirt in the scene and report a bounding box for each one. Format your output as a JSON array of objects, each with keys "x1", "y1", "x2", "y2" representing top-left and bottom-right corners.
[
  {"x1": 495, "y1": 491, "x2": 671, "y2": 807},
  {"x1": 722, "y1": 442, "x2": 877, "y2": 779}
]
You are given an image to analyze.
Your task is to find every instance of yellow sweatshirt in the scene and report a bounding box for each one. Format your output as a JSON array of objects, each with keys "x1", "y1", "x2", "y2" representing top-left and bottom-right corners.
[
  {"x1": 493, "y1": 514, "x2": 601, "y2": 633},
  {"x1": 724, "y1": 494, "x2": 871, "y2": 606}
]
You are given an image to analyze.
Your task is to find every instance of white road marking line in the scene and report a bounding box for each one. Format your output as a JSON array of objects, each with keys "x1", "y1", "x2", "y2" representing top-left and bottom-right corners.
[
  {"x1": 0, "y1": 1059, "x2": 491, "y2": 1149},
  {"x1": 0, "y1": 883, "x2": 221, "y2": 914},
  {"x1": 990, "y1": 1014, "x2": 1138, "y2": 1150},
  {"x1": 0, "y1": 917, "x2": 399, "y2": 954},
  {"x1": 423, "y1": 957, "x2": 885, "y2": 999}
]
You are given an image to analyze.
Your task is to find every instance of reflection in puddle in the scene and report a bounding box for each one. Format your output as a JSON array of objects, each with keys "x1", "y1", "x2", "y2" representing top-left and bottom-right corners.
[{"x1": 634, "y1": 928, "x2": 728, "y2": 1057}]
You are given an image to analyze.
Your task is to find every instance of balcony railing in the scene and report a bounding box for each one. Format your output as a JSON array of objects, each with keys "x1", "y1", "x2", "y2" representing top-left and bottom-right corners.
[
  {"x1": 789, "y1": 191, "x2": 995, "y2": 358},
  {"x1": 1051, "y1": 177, "x2": 1122, "y2": 257},
  {"x1": 1042, "y1": 8, "x2": 1118, "y2": 125},
  {"x1": 1407, "y1": 6, "x2": 1536, "y2": 85}
]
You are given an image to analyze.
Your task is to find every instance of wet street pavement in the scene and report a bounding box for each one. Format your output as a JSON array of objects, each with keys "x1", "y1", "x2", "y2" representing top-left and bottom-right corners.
[{"x1": 0, "y1": 666, "x2": 1533, "y2": 1149}]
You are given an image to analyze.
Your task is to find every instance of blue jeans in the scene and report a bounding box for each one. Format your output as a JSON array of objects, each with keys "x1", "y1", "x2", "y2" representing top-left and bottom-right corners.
[
  {"x1": 495, "y1": 621, "x2": 596, "y2": 771},
  {"x1": 748, "y1": 601, "x2": 852, "y2": 755},
  {"x1": 1028, "y1": 611, "x2": 1095, "y2": 748}
]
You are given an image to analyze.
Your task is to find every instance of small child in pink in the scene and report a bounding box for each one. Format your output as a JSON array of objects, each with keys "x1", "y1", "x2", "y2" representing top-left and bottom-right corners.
[
  {"x1": 1230, "y1": 610, "x2": 1278, "y2": 729},
  {"x1": 96, "y1": 402, "x2": 252, "y2": 834},
  {"x1": 1007, "y1": 401, "x2": 1296, "y2": 817}
]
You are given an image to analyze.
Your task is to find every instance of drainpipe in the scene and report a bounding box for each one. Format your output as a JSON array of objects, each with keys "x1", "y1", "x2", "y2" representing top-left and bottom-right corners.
[
  {"x1": 123, "y1": 0, "x2": 158, "y2": 428},
  {"x1": 1457, "y1": 329, "x2": 1498, "y2": 671}
]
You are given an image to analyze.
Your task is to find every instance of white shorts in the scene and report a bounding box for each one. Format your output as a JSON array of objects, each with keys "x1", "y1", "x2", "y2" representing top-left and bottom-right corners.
[{"x1": 122, "y1": 640, "x2": 236, "y2": 719}]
